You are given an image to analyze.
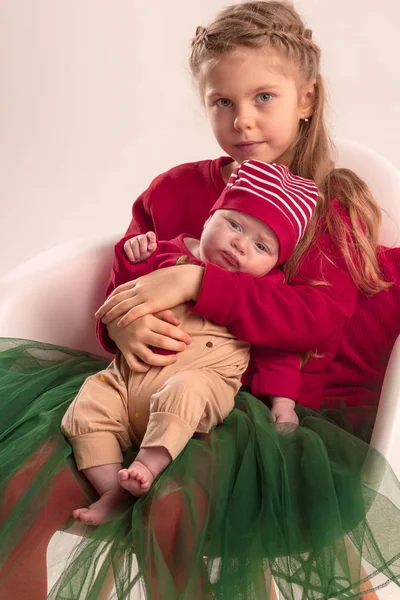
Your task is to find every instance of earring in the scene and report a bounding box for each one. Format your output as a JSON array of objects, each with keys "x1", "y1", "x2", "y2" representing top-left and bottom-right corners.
[{"x1": 303, "y1": 116, "x2": 309, "y2": 122}]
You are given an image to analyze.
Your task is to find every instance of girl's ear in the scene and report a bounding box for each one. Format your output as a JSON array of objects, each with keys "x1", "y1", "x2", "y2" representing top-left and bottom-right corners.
[{"x1": 299, "y1": 79, "x2": 317, "y2": 118}]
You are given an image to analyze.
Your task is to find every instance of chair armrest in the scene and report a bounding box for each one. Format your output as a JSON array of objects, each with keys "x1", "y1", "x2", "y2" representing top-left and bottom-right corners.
[
  {"x1": 370, "y1": 334, "x2": 400, "y2": 477},
  {"x1": 0, "y1": 234, "x2": 119, "y2": 357}
]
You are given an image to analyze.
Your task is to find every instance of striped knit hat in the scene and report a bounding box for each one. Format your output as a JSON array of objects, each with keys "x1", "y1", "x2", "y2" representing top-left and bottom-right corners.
[{"x1": 211, "y1": 160, "x2": 319, "y2": 265}]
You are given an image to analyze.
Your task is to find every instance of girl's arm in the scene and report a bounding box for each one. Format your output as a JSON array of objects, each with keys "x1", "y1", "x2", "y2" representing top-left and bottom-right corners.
[
  {"x1": 192, "y1": 232, "x2": 358, "y2": 352},
  {"x1": 97, "y1": 231, "x2": 357, "y2": 353},
  {"x1": 249, "y1": 346, "x2": 302, "y2": 400}
]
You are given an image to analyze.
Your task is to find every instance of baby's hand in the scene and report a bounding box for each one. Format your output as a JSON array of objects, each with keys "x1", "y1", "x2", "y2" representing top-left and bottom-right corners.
[
  {"x1": 124, "y1": 232, "x2": 157, "y2": 263},
  {"x1": 270, "y1": 397, "x2": 299, "y2": 425}
]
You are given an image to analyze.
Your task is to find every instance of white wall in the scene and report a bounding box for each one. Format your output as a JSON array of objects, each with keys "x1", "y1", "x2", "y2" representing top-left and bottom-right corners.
[{"x1": 1, "y1": 0, "x2": 399, "y2": 276}]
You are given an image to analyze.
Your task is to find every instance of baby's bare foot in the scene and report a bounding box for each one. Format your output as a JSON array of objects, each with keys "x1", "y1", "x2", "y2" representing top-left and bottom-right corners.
[
  {"x1": 118, "y1": 461, "x2": 154, "y2": 496},
  {"x1": 73, "y1": 488, "x2": 127, "y2": 526}
]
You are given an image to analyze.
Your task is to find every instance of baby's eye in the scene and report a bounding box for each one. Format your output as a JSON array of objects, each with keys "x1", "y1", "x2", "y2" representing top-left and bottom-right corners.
[
  {"x1": 255, "y1": 242, "x2": 268, "y2": 252},
  {"x1": 216, "y1": 98, "x2": 232, "y2": 108},
  {"x1": 229, "y1": 221, "x2": 241, "y2": 231},
  {"x1": 257, "y1": 93, "x2": 272, "y2": 103}
]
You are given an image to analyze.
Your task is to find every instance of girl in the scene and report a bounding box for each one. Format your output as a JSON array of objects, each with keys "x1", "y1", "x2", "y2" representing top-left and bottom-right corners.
[
  {"x1": 1, "y1": 2, "x2": 400, "y2": 600},
  {"x1": 95, "y1": 2, "x2": 380, "y2": 411}
]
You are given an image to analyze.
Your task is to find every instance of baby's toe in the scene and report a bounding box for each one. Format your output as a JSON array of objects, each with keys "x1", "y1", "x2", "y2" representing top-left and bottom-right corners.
[
  {"x1": 73, "y1": 508, "x2": 88, "y2": 520},
  {"x1": 118, "y1": 469, "x2": 129, "y2": 481}
]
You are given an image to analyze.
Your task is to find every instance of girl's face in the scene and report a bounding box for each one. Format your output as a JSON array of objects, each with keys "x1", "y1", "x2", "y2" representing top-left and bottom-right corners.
[
  {"x1": 201, "y1": 47, "x2": 314, "y2": 174},
  {"x1": 199, "y1": 209, "x2": 279, "y2": 278}
]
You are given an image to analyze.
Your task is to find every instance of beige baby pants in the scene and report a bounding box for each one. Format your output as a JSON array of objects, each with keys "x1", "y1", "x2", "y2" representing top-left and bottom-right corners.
[{"x1": 61, "y1": 304, "x2": 250, "y2": 469}]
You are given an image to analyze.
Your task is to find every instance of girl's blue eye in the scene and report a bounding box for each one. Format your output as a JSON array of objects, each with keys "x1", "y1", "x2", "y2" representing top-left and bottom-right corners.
[
  {"x1": 216, "y1": 98, "x2": 232, "y2": 108},
  {"x1": 257, "y1": 93, "x2": 272, "y2": 103},
  {"x1": 255, "y1": 242, "x2": 267, "y2": 252}
]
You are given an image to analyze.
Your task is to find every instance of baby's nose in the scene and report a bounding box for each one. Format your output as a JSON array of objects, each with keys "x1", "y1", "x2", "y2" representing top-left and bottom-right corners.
[{"x1": 232, "y1": 237, "x2": 246, "y2": 254}]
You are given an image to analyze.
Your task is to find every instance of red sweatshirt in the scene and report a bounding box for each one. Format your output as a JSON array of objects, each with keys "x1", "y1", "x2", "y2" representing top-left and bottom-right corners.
[
  {"x1": 112, "y1": 233, "x2": 302, "y2": 400},
  {"x1": 323, "y1": 247, "x2": 400, "y2": 413},
  {"x1": 97, "y1": 157, "x2": 359, "y2": 408}
]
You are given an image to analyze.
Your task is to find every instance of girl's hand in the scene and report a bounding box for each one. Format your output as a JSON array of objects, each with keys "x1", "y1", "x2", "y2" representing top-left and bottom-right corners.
[
  {"x1": 107, "y1": 309, "x2": 191, "y2": 372},
  {"x1": 124, "y1": 232, "x2": 157, "y2": 263},
  {"x1": 270, "y1": 397, "x2": 299, "y2": 425},
  {"x1": 96, "y1": 265, "x2": 204, "y2": 328}
]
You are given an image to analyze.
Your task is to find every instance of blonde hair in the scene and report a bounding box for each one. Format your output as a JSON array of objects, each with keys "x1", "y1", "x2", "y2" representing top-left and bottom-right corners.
[{"x1": 190, "y1": 1, "x2": 388, "y2": 294}]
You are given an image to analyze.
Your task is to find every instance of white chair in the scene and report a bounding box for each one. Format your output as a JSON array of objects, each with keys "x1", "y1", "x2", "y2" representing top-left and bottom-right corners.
[
  {"x1": 1, "y1": 139, "x2": 399, "y2": 600},
  {"x1": 332, "y1": 141, "x2": 400, "y2": 482},
  {"x1": 0, "y1": 234, "x2": 117, "y2": 358}
]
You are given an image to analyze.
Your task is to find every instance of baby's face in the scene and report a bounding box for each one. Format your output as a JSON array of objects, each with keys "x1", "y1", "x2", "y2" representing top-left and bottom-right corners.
[{"x1": 199, "y1": 209, "x2": 279, "y2": 278}]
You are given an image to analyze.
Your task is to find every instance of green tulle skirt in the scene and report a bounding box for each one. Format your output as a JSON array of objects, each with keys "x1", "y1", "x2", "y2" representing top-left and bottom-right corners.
[{"x1": 1, "y1": 338, "x2": 400, "y2": 599}]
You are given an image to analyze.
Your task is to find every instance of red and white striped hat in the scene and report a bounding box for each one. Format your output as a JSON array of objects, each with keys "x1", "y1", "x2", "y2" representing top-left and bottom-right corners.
[{"x1": 211, "y1": 160, "x2": 319, "y2": 265}]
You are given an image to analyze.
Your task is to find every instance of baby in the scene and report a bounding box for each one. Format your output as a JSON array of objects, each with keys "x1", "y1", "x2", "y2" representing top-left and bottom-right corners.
[{"x1": 61, "y1": 160, "x2": 318, "y2": 525}]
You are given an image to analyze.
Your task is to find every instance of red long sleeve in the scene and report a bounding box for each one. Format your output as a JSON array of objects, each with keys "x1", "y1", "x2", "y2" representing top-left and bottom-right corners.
[
  {"x1": 124, "y1": 191, "x2": 154, "y2": 238},
  {"x1": 324, "y1": 247, "x2": 400, "y2": 411},
  {"x1": 192, "y1": 232, "x2": 357, "y2": 353},
  {"x1": 250, "y1": 346, "x2": 301, "y2": 400}
]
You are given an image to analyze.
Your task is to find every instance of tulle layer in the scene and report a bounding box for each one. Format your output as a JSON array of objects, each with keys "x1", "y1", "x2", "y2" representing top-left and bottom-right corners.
[{"x1": 1, "y1": 338, "x2": 400, "y2": 599}]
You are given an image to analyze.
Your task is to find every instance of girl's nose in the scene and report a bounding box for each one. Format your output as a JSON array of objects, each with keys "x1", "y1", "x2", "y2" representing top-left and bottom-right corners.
[{"x1": 234, "y1": 110, "x2": 256, "y2": 131}]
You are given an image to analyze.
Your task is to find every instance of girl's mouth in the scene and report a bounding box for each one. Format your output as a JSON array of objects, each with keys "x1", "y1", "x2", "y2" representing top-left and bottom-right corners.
[{"x1": 235, "y1": 141, "x2": 265, "y2": 153}]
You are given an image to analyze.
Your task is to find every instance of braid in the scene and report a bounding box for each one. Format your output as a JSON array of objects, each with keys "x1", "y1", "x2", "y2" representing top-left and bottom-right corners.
[
  {"x1": 192, "y1": 26, "x2": 209, "y2": 48},
  {"x1": 193, "y1": 27, "x2": 319, "y2": 52},
  {"x1": 190, "y1": 4, "x2": 320, "y2": 80},
  {"x1": 266, "y1": 29, "x2": 320, "y2": 57}
]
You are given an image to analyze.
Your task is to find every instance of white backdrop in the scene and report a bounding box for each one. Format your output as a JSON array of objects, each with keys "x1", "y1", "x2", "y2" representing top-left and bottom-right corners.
[{"x1": 1, "y1": 0, "x2": 399, "y2": 276}]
